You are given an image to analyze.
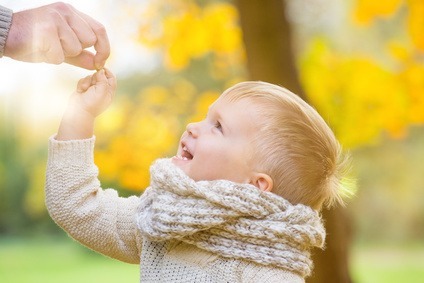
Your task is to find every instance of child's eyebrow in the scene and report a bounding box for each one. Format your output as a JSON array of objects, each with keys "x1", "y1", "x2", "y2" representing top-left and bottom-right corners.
[
  {"x1": 207, "y1": 104, "x2": 216, "y2": 116},
  {"x1": 208, "y1": 104, "x2": 220, "y2": 119}
]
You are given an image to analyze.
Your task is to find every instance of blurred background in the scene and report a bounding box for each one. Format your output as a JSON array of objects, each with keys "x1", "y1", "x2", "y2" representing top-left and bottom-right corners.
[{"x1": 1, "y1": 0, "x2": 423, "y2": 282}]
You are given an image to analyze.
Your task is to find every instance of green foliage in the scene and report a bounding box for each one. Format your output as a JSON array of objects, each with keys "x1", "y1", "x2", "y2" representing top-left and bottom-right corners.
[
  {"x1": 0, "y1": 117, "x2": 40, "y2": 234},
  {"x1": 350, "y1": 126, "x2": 424, "y2": 243}
]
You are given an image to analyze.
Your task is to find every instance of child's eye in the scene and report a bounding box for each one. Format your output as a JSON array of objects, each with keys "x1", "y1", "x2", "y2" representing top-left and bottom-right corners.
[{"x1": 214, "y1": 121, "x2": 223, "y2": 132}]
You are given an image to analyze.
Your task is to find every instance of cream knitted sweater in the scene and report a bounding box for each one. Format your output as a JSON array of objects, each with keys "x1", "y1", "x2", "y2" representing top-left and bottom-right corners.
[{"x1": 46, "y1": 136, "x2": 318, "y2": 283}]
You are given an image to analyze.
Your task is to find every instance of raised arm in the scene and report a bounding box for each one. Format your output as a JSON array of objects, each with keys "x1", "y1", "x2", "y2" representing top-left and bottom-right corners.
[{"x1": 46, "y1": 69, "x2": 142, "y2": 263}]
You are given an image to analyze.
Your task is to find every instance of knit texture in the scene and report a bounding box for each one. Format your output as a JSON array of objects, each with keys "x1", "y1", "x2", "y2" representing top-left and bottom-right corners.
[
  {"x1": 45, "y1": 137, "x2": 314, "y2": 282},
  {"x1": 0, "y1": 5, "x2": 12, "y2": 57},
  {"x1": 138, "y1": 158, "x2": 326, "y2": 278}
]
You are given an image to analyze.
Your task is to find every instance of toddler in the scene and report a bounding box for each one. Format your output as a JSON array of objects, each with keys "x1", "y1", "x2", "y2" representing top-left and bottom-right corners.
[{"x1": 46, "y1": 69, "x2": 349, "y2": 283}]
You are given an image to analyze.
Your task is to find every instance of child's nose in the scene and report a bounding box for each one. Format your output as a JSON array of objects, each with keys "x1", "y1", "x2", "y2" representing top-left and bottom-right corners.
[{"x1": 186, "y1": 122, "x2": 199, "y2": 138}]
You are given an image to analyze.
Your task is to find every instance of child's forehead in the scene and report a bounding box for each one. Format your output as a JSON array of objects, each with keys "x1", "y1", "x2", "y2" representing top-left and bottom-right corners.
[
  {"x1": 209, "y1": 96, "x2": 263, "y2": 117},
  {"x1": 215, "y1": 93, "x2": 255, "y2": 105},
  {"x1": 209, "y1": 97, "x2": 264, "y2": 131},
  {"x1": 209, "y1": 96, "x2": 240, "y2": 111}
]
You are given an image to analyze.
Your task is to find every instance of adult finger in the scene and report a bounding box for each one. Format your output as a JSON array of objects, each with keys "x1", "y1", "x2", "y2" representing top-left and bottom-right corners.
[
  {"x1": 42, "y1": 6, "x2": 83, "y2": 59},
  {"x1": 65, "y1": 50, "x2": 96, "y2": 70},
  {"x1": 71, "y1": 8, "x2": 110, "y2": 69},
  {"x1": 93, "y1": 26, "x2": 110, "y2": 70},
  {"x1": 63, "y1": 7, "x2": 97, "y2": 49}
]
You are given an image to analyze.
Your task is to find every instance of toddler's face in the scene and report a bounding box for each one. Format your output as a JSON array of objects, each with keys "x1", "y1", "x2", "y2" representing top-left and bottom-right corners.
[{"x1": 172, "y1": 96, "x2": 261, "y2": 184}]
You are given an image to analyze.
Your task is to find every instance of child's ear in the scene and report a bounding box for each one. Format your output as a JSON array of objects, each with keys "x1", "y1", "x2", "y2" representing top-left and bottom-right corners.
[{"x1": 250, "y1": 173, "x2": 273, "y2": 192}]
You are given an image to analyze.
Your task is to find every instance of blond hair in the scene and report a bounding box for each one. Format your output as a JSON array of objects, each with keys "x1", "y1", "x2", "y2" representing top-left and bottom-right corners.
[{"x1": 221, "y1": 81, "x2": 351, "y2": 210}]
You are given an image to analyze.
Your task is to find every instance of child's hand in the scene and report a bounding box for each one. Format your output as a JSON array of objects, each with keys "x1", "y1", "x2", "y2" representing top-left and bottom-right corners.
[
  {"x1": 56, "y1": 68, "x2": 116, "y2": 141},
  {"x1": 72, "y1": 68, "x2": 116, "y2": 118}
]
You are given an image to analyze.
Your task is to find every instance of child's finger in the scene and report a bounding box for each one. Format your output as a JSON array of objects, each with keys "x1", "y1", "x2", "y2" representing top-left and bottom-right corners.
[
  {"x1": 92, "y1": 68, "x2": 106, "y2": 84},
  {"x1": 77, "y1": 75, "x2": 93, "y2": 93},
  {"x1": 103, "y1": 68, "x2": 117, "y2": 92},
  {"x1": 103, "y1": 67, "x2": 114, "y2": 79}
]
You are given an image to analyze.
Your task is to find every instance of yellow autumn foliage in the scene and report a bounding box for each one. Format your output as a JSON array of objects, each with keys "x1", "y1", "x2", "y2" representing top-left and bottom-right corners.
[
  {"x1": 138, "y1": 0, "x2": 243, "y2": 71},
  {"x1": 94, "y1": 93, "x2": 181, "y2": 191},
  {"x1": 354, "y1": 0, "x2": 424, "y2": 51},
  {"x1": 353, "y1": 0, "x2": 402, "y2": 24},
  {"x1": 407, "y1": 0, "x2": 424, "y2": 51},
  {"x1": 300, "y1": 38, "x2": 424, "y2": 148},
  {"x1": 188, "y1": 90, "x2": 221, "y2": 122},
  {"x1": 93, "y1": 0, "x2": 424, "y2": 193}
]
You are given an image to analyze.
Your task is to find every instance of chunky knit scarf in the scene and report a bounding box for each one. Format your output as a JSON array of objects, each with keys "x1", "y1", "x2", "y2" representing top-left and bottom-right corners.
[{"x1": 137, "y1": 159, "x2": 326, "y2": 278}]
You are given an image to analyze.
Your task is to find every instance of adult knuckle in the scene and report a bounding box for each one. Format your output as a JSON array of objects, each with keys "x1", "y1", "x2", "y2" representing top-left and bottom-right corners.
[
  {"x1": 83, "y1": 34, "x2": 97, "y2": 46},
  {"x1": 93, "y1": 23, "x2": 107, "y2": 36},
  {"x1": 67, "y1": 45, "x2": 83, "y2": 57},
  {"x1": 51, "y1": 2, "x2": 73, "y2": 14},
  {"x1": 46, "y1": 8, "x2": 63, "y2": 23}
]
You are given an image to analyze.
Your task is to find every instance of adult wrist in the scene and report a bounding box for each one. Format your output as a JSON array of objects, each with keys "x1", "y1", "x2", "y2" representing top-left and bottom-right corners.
[{"x1": 0, "y1": 6, "x2": 13, "y2": 58}]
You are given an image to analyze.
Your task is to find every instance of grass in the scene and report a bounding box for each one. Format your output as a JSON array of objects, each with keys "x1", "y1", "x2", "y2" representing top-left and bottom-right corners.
[
  {"x1": 0, "y1": 236, "x2": 138, "y2": 283},
  {"x1": 350, "y1": 243, "x2": 424, "y2": 283},
  {"x1": 1, "y1": 237, "x2": 424, "y2": 283}
]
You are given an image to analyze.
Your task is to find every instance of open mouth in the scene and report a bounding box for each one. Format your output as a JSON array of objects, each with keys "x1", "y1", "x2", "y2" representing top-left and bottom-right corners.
[
  {"x1": 181, "y1": 146, "x2": 193, "y2": 160},
  {"x1": 174, "y1": 144, "x2": 193, "y2": 161}
]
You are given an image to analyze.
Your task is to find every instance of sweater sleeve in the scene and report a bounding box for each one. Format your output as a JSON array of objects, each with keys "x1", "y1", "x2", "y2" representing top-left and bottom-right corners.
[
  {"x1": 0, "y1": 5, "x2": 12, "y2": 58},
  {"x1": 45, "y1": 136, "x2": 142, "y2": 264}
]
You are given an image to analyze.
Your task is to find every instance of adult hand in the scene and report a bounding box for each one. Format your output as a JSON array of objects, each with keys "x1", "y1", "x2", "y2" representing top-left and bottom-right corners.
[{"x1": 3, "y1": 2, "x2": 110, "y2": 70}]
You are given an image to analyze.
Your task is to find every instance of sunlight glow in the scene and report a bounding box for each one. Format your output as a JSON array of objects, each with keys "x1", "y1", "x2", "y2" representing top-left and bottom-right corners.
[{"x1": 0, "y1": 0, "x2": 153, "y2": 125}]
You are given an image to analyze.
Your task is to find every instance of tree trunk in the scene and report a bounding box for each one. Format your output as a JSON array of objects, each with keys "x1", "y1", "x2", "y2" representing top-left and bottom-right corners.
[
  {"x1": 310, "y1": 208, "x2": 353, "y2": 283},
  {"x1": 235, "y1": 1, "x2": 353, "y2": 282},
  {"x1": 235, "y1": 0, "x2": 305, "y2": 99}
]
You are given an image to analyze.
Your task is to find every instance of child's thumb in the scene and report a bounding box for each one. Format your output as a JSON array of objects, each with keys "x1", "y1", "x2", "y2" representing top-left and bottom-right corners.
[{"x1": 77, "y1": 75, "x2": 93, "y2": 93}]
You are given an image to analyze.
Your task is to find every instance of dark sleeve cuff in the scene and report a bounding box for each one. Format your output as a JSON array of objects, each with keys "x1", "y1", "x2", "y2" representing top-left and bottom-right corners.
[{"x1": 0, "y1": 5, "x2": 13, "y2": 58}]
